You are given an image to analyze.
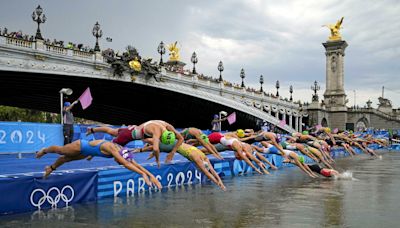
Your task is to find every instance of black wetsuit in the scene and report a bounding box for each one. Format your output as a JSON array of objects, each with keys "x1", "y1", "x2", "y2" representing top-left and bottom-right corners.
[{"x1": 307, "y1": 164, "x2": 322, "y2": 174}]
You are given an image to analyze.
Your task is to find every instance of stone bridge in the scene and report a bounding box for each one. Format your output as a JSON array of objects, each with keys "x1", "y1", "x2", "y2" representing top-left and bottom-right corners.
[{"x1": 0, "y1": 36, "x2": 306, "y2": 132}]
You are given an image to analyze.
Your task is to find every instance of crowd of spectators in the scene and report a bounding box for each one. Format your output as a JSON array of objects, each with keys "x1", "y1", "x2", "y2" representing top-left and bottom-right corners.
[
  {"x1": 0, "y1": 27, "x2": 93, "y2": 52},
  {"x1": 0, "y1": 28, "x2": 34, "y2": 41},
  {"x1": 44, "y1": 39, "x2": 93, "y2": 52}
]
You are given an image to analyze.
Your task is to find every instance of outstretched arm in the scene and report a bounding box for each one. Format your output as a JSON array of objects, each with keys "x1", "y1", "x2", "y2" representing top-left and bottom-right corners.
[
  {"x1": 65, "y1": 100, "x2": 79, "y2": 112},
  {"x1": 165, "y1": 125, "x2": 184, "y2": 163},
  {"x1": 195, "y1": 134, "x2": 222, "y2": 159}
]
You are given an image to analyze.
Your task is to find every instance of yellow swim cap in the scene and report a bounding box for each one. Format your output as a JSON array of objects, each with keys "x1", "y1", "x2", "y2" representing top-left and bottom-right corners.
[
  {"x1": 324, "y1": 127, "x2": 331, "y2": 133},
  {"x1": 237, "y1": 129, "x2": 245, "y2": 138}
]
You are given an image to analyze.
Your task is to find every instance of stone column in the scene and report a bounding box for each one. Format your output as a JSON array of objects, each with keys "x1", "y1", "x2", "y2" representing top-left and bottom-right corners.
[
  {"x1": 322, "y1": 39, "x2": 349, "y2": 130},
  {"x1": 295, "y1": 116, "x2": 299, "y2": 132},
  {"x1": 283, "y1": 112, "x2": 286, "y2": 123},
  {"x1": 299, "y1": 117, "x2": 303, "y2": 132},
  {"x1": 322, "y1": 40, "x2": 348, "y2": 110},
  {"x1": 289, "y1": 115, "x2": 293, "y2": 129}
]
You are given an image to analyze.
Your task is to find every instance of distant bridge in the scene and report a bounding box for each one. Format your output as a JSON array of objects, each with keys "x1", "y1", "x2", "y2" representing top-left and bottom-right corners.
[{"x1": 0, "y1": 36, "x2": 307, "y2": 132}]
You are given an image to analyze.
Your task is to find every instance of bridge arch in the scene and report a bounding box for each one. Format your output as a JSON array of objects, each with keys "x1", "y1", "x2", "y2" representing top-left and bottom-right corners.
[
  {"x1": 356, "y1": 117, "x2": 369, "y2": 131},
  {"x1": 321, "y1": 118, "x2": 328, "y2": 127}
]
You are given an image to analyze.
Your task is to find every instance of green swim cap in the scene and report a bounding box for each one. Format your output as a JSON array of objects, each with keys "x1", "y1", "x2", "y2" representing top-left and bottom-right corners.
[
  {"x1": 201, "y1": 134, "x2": 209, "y2": 143},
  {"x1": 302, "y1": 130, "x2": 309, "y2": 135},
  {"x1": 298, "y1": 155, "x2": 305, "y2": 163},
  {"x1": 161, "y1": 130, "x2": 176, "y2": 145}
]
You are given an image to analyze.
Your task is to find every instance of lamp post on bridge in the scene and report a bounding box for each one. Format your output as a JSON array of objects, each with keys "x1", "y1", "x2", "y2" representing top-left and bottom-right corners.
[
  {"x1": 218, "y1": 61, "x2": 224, "y2": 82},
  {"x1": 275, "y1": 80, "x2": 280, "y2": 97},
  {"x1": 59, "y1": 88, "x2": 73, "y2": 125},
  {"x1": 157, "y1": 41, "x2": 166, "y2": 66},
  {"x1": 311, "y1": 80, "x2": 320, "y2": 102},
  {"x1": 259, "y1": 75, "x2": 264, "y2": 92},
  {"x1": 240, "y1": 68, "x2": 245, "y2": 88},
  {"x1": 32, "y1": 5, "x2": 46, "y2": 40},
  {"x1": 191, "y1": 52, "x2": 198, "y2": 74},
  {"x1": 289, "y1": 85, "x2": 293, "y2": 101},
  {"x1": 92, "y1": 22, "x2": 103, "y2": 52}
]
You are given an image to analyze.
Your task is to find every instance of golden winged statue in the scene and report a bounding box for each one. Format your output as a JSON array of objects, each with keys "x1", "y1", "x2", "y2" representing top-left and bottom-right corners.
[
  {"x1": 168, "y1": 41, "x2": 180, "y2": 61},
  {"x1": 323, "y1": 17, "x2": 344, "y2": 41}
]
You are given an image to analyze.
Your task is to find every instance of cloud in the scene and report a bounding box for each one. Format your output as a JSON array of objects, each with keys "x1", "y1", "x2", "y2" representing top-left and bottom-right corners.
[{"x1": 1, "y1": 0, "x2": 399, "y2": 107}]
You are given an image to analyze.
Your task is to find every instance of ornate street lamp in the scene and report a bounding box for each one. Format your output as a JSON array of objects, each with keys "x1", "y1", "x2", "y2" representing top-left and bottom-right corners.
[
  {"x1": 259, "y1": 75, "x2": 264, "y2": 92},
  {"x1": 311, "y1": 80, "x2": 321, "y2": 102},
  {"x1": 191, "y1": 52, "x2": 198, "y2": 74},
  {"x1": 32, "y1": 5, "x2": 46, "y2": 40},
  {"x1": 92, "y1": 22, "x2": 103, "y2": 52},
  {"x1": 275, "y1": 80, "x2": 280, "y2": 96},
  {"x1": 157, "y1": 41, "x2": 166, "y2": 66},
  {"x1": 289, "y1": 85, "x2": 293, "y2": 101},
  {"x1": 240, "y1": 68, "x2": 245, "y2": 88},
  {"x1": 218, "y1": 61, "x2": 224, "y2": 82}
]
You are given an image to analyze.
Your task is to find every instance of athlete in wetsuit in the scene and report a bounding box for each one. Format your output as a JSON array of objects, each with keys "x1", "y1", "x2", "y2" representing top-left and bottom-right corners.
[
  {"x1": 87, "y1": 125, "x2": 137, "y2": 146},
  {"x1": 35, "y1": 139, "x2": 161, "y2": 188},
  {"x1": 180, "y1": 127, "x2": 222, "y2": 159},
  {"x1": 136, "y1": 142, "x2": 226, "y2": 190},
  {"x1": 305, "y1": 163, "x2": 339, "y2": 177}
]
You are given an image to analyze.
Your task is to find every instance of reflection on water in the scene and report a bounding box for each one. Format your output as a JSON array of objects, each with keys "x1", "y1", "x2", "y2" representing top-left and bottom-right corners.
[{"x1": 1, "y1": 151, "x2": 400, "y2": 227}]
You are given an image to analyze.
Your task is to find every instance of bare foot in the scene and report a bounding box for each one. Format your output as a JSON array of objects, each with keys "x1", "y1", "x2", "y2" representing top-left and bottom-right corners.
[
  {"x1": 35, "y1": 148, "x2": 47, "y2": 159},
  {"x1": 43, "y1": 166, "x2": 54, "y2": 179},
  {"x1": 147, "y1": 152, "x2": 155, "y2": 160},
  {"x1": 271, "y1": 166, "x2": 278, "y2": 170}
]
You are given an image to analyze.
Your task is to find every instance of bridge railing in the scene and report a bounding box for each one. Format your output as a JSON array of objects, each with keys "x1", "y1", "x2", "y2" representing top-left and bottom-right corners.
[
  {"x1": 5, "y1": 37, "x2": 33, "y2": 49},
  {"x1": 348, "y1": 107, "x2": 400, "y2": 122},
  {"x1": 0, "y1": 36, "x2": 103, "y2": 63},
  {"x1": 45, "y1": 45, "x2": 68, "y2": 55},
  {"x1": 170, "y1": 72, "x2": 298, "y2": 109}
]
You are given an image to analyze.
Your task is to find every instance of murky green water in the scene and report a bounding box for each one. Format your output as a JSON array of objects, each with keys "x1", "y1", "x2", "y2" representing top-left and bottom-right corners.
[{"x1": 1, "y1": 151, "x2": 400, "y2": 227}]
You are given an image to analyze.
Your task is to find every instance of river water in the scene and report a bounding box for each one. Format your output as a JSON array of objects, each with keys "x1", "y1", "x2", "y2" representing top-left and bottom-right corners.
[{"x1": 1, "y1": 150, "x2": 400, "y2": 227}]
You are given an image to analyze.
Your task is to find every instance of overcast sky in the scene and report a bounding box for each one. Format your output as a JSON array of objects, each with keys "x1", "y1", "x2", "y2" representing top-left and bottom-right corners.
[{"x1": 1, "y1": 0, "x2": 399, "y2": 108}]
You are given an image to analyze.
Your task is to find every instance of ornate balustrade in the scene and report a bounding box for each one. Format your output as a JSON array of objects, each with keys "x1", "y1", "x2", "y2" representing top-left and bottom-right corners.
[{"x1": 5, "y1": 37, "x2": 33, "y2": 48}]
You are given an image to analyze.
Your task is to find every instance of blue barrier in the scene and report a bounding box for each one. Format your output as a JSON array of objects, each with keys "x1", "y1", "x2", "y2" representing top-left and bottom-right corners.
[
  {"x1": 0, "y1": 122, "x2": 63, "y2": 153},
  {"x1": 0, "y1": 171, "x2": 97, "y2": 214}
]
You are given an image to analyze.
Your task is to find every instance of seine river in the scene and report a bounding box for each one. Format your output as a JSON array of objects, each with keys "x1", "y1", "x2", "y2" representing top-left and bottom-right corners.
[{"x1": 1, "y1": 150, "x2": 399, "y2": 227}]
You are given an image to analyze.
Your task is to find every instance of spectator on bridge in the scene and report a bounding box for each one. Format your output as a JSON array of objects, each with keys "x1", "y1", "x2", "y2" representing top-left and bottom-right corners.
[{"x1": 63, "y1": 100, "x2": 78, "y2": 145}]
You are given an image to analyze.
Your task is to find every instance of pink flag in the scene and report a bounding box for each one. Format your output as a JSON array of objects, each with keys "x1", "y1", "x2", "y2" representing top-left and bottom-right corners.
[
  {"x1": 315, "y1": 124, "x2": 322, "y2": 130},
  {"x1": 278, "y1": 119, "x2": 286, "y2": 128},
  {"x1": 227, "y1": 112, "x2": 236, "y2": 125},
  {"x1": 333, "y1": 128, "x2": 338, "y2": 134},
  {"x1": 79, "y1": 87, "x2": 93, "y2": 110}
]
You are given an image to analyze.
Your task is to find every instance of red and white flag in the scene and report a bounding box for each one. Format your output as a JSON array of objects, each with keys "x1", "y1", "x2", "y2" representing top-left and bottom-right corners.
[
  {"x1": 79, "y1": 87, "x2": 93, "y2": 110},
  {"x1": 227, "y1": 112, "x2": 236, "y2": 125}
]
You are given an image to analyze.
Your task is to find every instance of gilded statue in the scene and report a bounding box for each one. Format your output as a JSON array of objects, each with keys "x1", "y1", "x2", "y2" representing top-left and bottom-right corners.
[
  {"x1": 168, "y1": 41, "x2": 180, "y2": 61},
  {"x1": 323, "y1": 17, "x2": 344, "y2": 41}
]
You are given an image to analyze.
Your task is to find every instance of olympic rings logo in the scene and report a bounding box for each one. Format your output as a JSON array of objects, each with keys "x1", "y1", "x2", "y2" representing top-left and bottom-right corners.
[{"x1": 30, "y1": 185, "x2": 75, "y2": 210}]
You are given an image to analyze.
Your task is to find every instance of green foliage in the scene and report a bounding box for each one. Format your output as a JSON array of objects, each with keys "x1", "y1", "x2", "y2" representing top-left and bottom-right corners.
[{"x1": 0, "y1": 106, "x2": 58, "y2": 123}]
